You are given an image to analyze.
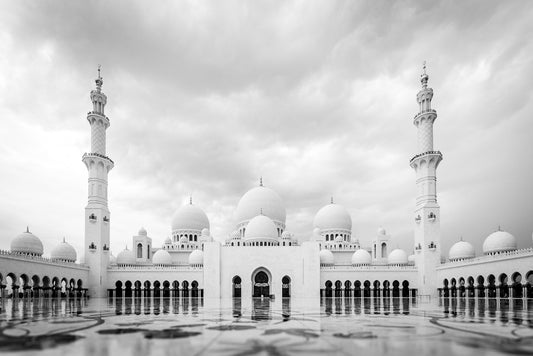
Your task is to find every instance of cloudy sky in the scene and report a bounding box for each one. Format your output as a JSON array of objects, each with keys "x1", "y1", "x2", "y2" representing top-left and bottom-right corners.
[{"x1": 0, "y1": 0, "x2": 532, "y2": 259}]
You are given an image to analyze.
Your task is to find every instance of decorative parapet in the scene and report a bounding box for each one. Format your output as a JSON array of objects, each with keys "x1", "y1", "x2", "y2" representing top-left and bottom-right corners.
[
  {"x1": 438, "y1": 247, "x2": 533, "y2": 269},
  {"x1": 108, "y1": 265, "x2": 203, "y2": 271},
  {"x1": 413, "y1": 109, "x2": 437, "y2": 120},
  {"x1": 320, "y1": 264, "x2": 417, "y2": 271},
  {"x1": 0, "y1": 250, "x2": 89, "y2": 269}
]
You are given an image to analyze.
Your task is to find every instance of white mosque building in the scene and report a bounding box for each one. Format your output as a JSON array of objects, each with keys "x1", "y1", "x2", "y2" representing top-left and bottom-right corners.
[{"x1": 1, "y1": 67, "x2": 532, "y2": 301}]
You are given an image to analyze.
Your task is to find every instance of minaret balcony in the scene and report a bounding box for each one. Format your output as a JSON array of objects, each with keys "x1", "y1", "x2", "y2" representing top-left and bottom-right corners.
[
  {"x1": 82, "y1": 152, "x2": 114, "y2": 165},
  {"x1": 409, "y1": 150, "x2": 442, "y2": 165},
  {"x1": 413, "y1": 109, "x2": 436, "y2": 120}
]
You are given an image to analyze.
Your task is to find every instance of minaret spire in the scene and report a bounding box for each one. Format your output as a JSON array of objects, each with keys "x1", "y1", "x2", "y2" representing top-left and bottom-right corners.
[
  {"x1": 410, "y1": 62, "x2": 443, "y2": 298},
  {"x1": 82, "y1": 68, "x2": 114, "y2": 297}
]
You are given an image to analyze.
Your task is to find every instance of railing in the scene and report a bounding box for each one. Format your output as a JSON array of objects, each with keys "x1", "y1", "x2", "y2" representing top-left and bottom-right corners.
[
  {"x1": 0, "y1": 250, "x2": 89, "y2": 269},
  {"x1": 82, "y1": 152, "x2": 114, "y2": 164},
  {"x1": 108, "y1": 265, "x2": 203, "y2": 271},
  {"x1": 87, "y1": 111, "x2": 109, "y2": 120},
  {"x1": 413, "y1": 109, "x2": 437, "y2": 120},
  {"x1": 410, "y1": 150, "x2": 442, "y2": 163},
  {"x1": 439, "y1": 247, "x2": 533, "y2": 268}
]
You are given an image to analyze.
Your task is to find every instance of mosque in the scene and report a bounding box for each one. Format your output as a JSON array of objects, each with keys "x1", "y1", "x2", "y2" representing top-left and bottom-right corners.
[{"x1": 1, "y1": 66, "x2": 532, "y2": 301}]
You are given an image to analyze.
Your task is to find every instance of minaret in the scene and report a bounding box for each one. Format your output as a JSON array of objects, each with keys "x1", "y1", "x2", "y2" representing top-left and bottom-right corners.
[
  {"x1": 82, "y1": 66, "x2": 114, "y2": 297},
  {"x1": 410, "y1": 63, "x2": 442, "y2": 298}
]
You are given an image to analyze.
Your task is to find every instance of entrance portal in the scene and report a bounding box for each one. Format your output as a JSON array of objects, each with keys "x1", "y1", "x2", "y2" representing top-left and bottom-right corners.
[{"x1": 253, "y1": 271, "x2": 270, "y2": 297}]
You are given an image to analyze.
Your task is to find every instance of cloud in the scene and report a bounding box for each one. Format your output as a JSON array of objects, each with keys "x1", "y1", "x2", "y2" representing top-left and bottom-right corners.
[{"x1": 0, "y1": 0, "x2": 532, "y2": 259}]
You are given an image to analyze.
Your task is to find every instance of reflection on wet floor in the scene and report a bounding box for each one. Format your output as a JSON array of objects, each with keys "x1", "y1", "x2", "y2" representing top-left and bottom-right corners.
[{"x1": 1, "y1": 296, "x2": 533, "y2": 355}]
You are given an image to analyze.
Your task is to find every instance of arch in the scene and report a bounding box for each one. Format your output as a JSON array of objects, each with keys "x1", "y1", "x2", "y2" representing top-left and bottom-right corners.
[
  {"x1": 381, "y1": 242, "x2": 387, "y2": 258},
  {"x1": 324, "y1": 280, "x2": 333, "y2": 298},
  {"x1": 115, "y1": 280, "x2": 123, "y2": 298},
  {"x1": 487, "y1": 274, "x2": 497, "y2": 297},
  {"x1": 232, "y1": 276, "x2": 242, "y2": 298},
  {"x1": 511, "y1": 272, "x2": 523, "y2": 298},
  {"x1": 344, "y1": 280, "x2": 352, "y2": 297},
  {"x1": 499, "y1": 273, "x2": 509, "y2": 298},
  {"x1": 252, "y1": 268, "x2": 271, "y2": 298},
  {"x1": 43, "y1": 276, "x2": 51, "y2": 288},
  {"x1": 373, "y1": 280, "x2": 381, "y2": 298},
  {"x1": 363, "y1": 280, "x2": 371, "y2": 298},
  {"x1": 6, "y1": 272, "x2": 18, "y2": 297},
  {"x1": 526, "y1": 271, "x2": 533, "y2": 298},
  {"x1": 402, "y1": 280, "x2": 409, "y2": 297},
  {"x1": 282, "y1": 275, "x2": 291, "y2": 298},
  {"x1": 182, "y1": 280, "x2": 189, "y2": 297},
  {"x1": 191, "y1": 280, "x2": 199, "y2": 297},
  {"x1": 124, "y1": 280, "x2": 133, "y2": 297},
  {"x1": 32, "y1": 275, "x2": 41, "y2": 288},
  {"x1": 137, "y1": 243, "x2": 143, "y2": 258},
  {"x1": 147, "y1": 245, "x2": 150, "y2": 258},
  {"x1": 392, "y1": 280, "x2": 400, "y2": 298},
  {"x1": 354, "y1": 280, "x2": 361, "y2": 298}
]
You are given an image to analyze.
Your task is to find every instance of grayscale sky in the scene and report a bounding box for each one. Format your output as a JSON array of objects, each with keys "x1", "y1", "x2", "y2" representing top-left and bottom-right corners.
[{"x1": 0, "y1": 0, "x2": 532, "y2": 259}]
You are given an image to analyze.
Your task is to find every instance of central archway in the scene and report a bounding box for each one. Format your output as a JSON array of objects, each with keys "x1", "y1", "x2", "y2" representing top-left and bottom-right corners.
[{"x1": 252, "y1": 268, "x2": 271, "y2": 298}]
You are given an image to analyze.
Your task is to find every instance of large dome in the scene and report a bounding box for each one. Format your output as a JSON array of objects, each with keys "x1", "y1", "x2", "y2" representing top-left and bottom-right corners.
[
  {"x1": 482, "y1": 230, "x2": 517, "y2": 254},
  {"x1": 235, "y1": 185, "x2": 286, "y2": 225},
  {"x1": 152, "y1": 249, "x2": 172, "y2": 265},
  {"x1": 116, "y1": 248, "x2": 136, "y2": 265},
  {"x1": 351, "y1": 249, "x2": 371, "y2": 265},
  {"x1": 11, "y1": 229, "x2": 44, "y2": 256},
  {"x1": 189, "y1": 249, "x2": 204, "y2": 265},
  {"x1": 244, "y1": 215, "x2": 278, "y2": 240},
  {"x1": 388, "y1": 249, "x2": 408, "y2": 265},
  {"x1": 50, "y1": 239, "x2": 77, "y2": 262},
  {"x1": 319, "y1": 249, "x2": 334, "y2": 265},
  {"x1": 171, "y1": 203, "x2": 210, "y2": 231},
  {"x1": 449, "y1": 240, "x2": 475, "y2": 261},
  {"x1": 313, "y1": 203, "x2": 352, "y2": 231}
]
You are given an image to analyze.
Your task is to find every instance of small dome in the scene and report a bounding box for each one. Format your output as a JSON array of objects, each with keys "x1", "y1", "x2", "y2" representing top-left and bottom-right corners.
[
  {"x1": 482, "y1": 230, "x2": 517, "y2": 254},
  {"x1": 152, "y1": 249, "x2": 172, "y2": 265},
  {"x1": 449, "y1": 240, "x2": 475, "y2": 260},
  {"x1": 388, "y1": 249, "x2": 408, "y2": 265},
  {"x1": 201, "y1": 228, "x2": 210, "y2": 236},
  {"x1": 235, "y1": 185, "x2": 286, "y2": 225},
  {"x1": 377, "y1": 227, "x2": 386, "y2": 235},
  {"x1": 179, "y1": 235, "x2": 188, "y2": 244},
  {"x1": 351, "y1": 249, "x2": 371, "y2": 265},
  {"x1": 408, "y1": 254, "x2": 415, "y2": 263},
  {"x1": 313, "y1": 203, "x2": 352, "y2": 231},
  {"x1": 281, "y1": 231, "x2": 292, "y2": 240},
  {"x1": 319, "y1": 249, "x2": 334, "y2": 265},
  {"x1": 189, "y1": 249, "x2": 204, "y2": 265},
  {"x1": 164, "y1": 236, "x2": 172, "y2": 245},
  {"x1": 312, "y1": 227, "x2": 321, "y2": 239},
  {"x1": 109, "y1": 253, "x2": 117, "y2": 264},
  {"x1": 11, "y1": 229, "x2": 44, "y2": 256},
  {"x1": 244, "y1": 215, "x2": 278, "y2": 240},
  {"x1": 50, "y1": 239, "x2": 77, "y2": 262},
  {"x1": 138, "y1": 227, "x2": 147, "y2": 236},
  {"x1": 116, "y1": 247, "x2": 136, "y2": 265},
  {"x1": 171, "y1": 203, "x2": 210, "y2": 232}
]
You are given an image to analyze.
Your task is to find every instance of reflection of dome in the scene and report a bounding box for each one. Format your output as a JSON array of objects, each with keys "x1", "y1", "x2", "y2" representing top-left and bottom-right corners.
[
  {"x1": 244, "y1": 215, "x2": 278, "y2": 240},
  {"x1": 50, "y1": 239, "x2": 77, "y2": 262},
  {"x1": 351, "y1": 249, "x2": 371, "y2": 265},
  {"x1": 138, "y1": 227, "x2": 147, "y2": 236},
  {"x1": 388, "y1": 249, "x2": 408, "y2": 265},
  {"x1": 171, "y1": 203, "x2": 210, "y2": 231},
  {"x1": 319, "y1": 249, "x2": 334, "y2": 265},
  {"x1": 152, "y1": 249, "x2": 172, "y2": 265},
  {"x1": 449, "y1": 240, "x2": 475, "y2": 260},
  {"x1": 189, "y1": 250, "x2": 204, "y2": 265},
  {"x1": 377, "y1": 227, "x2": 386, "y2": 235},
  {"x1": 11, "y1": 228, "x2": 44, "y2": 256},
  {"x1": 116, "y1": 247, "x2": 136, "y2": 265},
  {"x1": 235, "y1": 185, "x2": 286, "y2": 225},
  {"x1": 313, "y1": 203, "x2": 352, "y2": 231},
  {"x1": 482, "y1": 230, "x2": 517, "y2": 254}
]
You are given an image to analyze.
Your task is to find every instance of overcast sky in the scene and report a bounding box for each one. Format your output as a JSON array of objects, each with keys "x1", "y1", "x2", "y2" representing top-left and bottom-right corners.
[{"x1": 0, "y1": 0, "x2": 532, "y2": 260}]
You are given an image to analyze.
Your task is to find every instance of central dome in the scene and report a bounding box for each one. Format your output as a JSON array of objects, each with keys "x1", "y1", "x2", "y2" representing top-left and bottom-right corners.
[
  {"x1": 313, "y1": 203, "x2": 352, "y2": 231},
  {"x1": 244, "y1": 215, "x2": 279, "y2": 240},
  {"x1": 235, "y1": 185, "x2": 286, "y2": 225},
  {"x1": 482, "y1": 230, "x2": 517, "y2": 254},
  {"x1": 171, "y1": 203, "x2": 210, "y2": 232},
  {"x1": 11, "y1": 229, "x2": 44, "y2": 256}
]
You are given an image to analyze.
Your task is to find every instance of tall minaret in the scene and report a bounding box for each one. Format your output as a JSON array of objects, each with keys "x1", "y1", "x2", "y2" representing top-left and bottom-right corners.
[
  {"x1": 410, "y1": 63, "x2": 443, "y2": 298},
  {"x1": 82, "y1": 66, "x2": 114, "y2": 297}
]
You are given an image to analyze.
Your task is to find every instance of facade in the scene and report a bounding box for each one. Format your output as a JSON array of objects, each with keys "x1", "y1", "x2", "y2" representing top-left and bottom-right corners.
[{"x1": 1, "y1": 67, "x2": 533, "y2": 301}]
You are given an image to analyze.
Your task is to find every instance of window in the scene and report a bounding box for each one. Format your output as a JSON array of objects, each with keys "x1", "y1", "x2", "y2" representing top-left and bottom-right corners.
[{"x1": 137, "y1": 243, "x2": 143, "y2": 258}]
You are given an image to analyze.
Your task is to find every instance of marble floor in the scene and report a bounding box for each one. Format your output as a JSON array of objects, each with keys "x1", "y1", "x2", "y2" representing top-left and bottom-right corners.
[{"x1": 0, "y1": 297, "x2": 532, "y2": 355}]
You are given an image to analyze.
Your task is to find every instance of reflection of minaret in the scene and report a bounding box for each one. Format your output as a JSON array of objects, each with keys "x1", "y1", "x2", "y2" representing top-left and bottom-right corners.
[
  {"x1": 82, "y1": 66, "x2": 114, "y2": 297},
  {"x1": 410, "y1": 63, "x2": 442, "y2": 297}
]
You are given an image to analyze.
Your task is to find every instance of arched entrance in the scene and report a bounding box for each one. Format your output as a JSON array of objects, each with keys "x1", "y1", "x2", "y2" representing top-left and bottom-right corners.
[
  {"x1": 232, "y1": 276, "x2": 242, "y2": 298},
  {"x1": 252, "y1": 269, "x2": 270, "y2": 298},
  {"x1": 282, "y1": 276, "x2": 291, "y2": 298}
]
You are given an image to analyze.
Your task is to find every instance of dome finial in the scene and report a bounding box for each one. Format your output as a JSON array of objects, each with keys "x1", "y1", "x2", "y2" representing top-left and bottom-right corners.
[
  {"x1": 330, "y1": 196, "x2": 334, "y2": 204},
  {"x1": 95, "y1": 64, "x2": 103, "y2": 91},
  {"x1": 420, "y1": 61, "x2": 429, "y2": 88},
  {"x1": 498, "y1": 225, "x2": 501, "y2": 231},
  {"x1": 260, "y1": 207, "x2": 263, "y2": 215},
  {"x1": 190, "y1": 195, "x2": 193, "y2": 205},
  {"x1": 259, "y1": 176, "x2": 263, "y2": 186},
  {"x1": 63, "y1": 236, "x2": 66, "y2": 243},
  {"x1": 460, "y1": 235, "x2": 463, "y2": 241},
  {"x1": 26, "y1": 226, "x2": 29, "y2": 233}
]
